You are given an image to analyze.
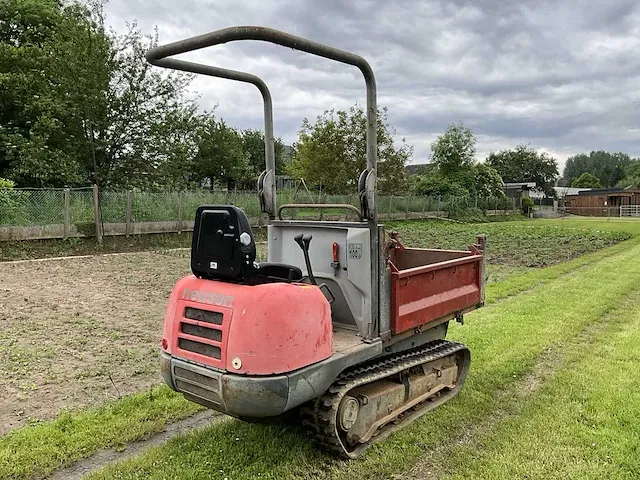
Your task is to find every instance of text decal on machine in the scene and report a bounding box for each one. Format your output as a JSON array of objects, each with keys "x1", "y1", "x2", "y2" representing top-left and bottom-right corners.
[{"x1": 182, "y1": 288, "x2": 234, "y2": 307}]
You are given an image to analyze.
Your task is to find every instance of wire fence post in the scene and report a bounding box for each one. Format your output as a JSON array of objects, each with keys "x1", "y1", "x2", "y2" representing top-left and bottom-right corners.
[
  {"x1": 125, "y1": 190, "x2": 133, "y2": 237},
  {"x1": 63, "y1": 189, "x2": 70, "y2": 240},
  {"x1": 405, "y1": 195, "x2": 410, "y2": 219},
  {"x1": 437, "y1": 195, "x2": 441, "y2": 217},
  {"x1": 388, "y1": 195, "x2": 393, "y2": 219},
  {"x1": 92, "y1": 184, "x2": 103, "y2": 245},
  {"x1": 177, "y1": 191, "x2": 183, "y2": 234}
]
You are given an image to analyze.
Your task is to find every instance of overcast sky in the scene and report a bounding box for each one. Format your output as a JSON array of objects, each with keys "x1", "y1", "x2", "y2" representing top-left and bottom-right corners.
[{"x1": 103, "y1": 0, "x2": 640, "y2": 171}]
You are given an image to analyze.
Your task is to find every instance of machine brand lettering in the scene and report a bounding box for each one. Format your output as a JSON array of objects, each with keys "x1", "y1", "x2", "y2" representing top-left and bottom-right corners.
[{"x1": 182, "y1": 288, "x2": 234, "y2": 307}]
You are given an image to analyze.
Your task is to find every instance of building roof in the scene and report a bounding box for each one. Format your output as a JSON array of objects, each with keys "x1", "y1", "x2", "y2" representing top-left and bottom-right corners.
[
  {"x1": 576, "y1": 187, "x2": 640, "y2": 196},
  {"x1": 504, "y1": 182, "x2": 537, "y2": 189},
  {"x1": 529, "y1": 187, "x2": 591, "y2": 199}
]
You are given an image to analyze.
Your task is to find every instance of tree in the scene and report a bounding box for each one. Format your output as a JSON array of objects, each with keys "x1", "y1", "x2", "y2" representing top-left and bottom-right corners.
[
  {"x1": 571, "y1": 172, "x2": 601, "y2": 188},
  {"x1": 616, "y1": 160, "x2": 640, "y2": 189},
  {"x1": 486, "y1": 145, "x2": 558, "y2": 196},
  {"x1": 193, "y1": 115, "x2": 248, "y2": 190},
  {"x1": 0, "y1": 0, "x2": 195, "y2": 188},
  {"x1": 289, "y1": 105, "x2": 411, "y2": 194},
  {"x1": 473, "y1": 163, "x2": 504, "y2": 197},
  {"x1": 562, "y1": 151, "x2": 631, "y2": 187},
  {"x1": 430, "y1": 122, "x2": 476, "y2": 176},
  {"x1": 148, "y1": 104, "x2": 202, "y2": 190},
  {"x1": 0, "y1": 0, "x2": 101, "y2": 186},
  {"x1": 412, "y1": 124, "x2": 503, "y2": 198},
  {"x1": 90, "y1": 21, "x2": 194, "y2": 188},
  {"x1": 410, "y1": 172, "x2": 469, "y2": 197},
  {"x1": 240, "y1": 129, "x2": 286, "y2": 188}
]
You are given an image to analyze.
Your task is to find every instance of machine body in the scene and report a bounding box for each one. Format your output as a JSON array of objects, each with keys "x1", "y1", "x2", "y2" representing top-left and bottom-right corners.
[{"x1": 149, "y1": 26, "x2": 487, "y2": 458}]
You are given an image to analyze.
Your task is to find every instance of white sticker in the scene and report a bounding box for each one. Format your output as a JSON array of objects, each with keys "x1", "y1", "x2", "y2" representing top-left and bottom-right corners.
[{"x1": 209, "y1": 261, "x2": 218, "y2": 269}]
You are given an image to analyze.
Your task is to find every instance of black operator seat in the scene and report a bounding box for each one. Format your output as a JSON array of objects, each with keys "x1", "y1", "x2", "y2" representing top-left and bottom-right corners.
[{"x1": 191, "y1": 205, "x2": 302, "y2": 284}]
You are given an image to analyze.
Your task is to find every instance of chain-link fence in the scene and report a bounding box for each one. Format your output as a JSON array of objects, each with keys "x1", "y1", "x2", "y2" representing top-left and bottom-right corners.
[{"x1": 0, "y1": 187, "x2": 519, "y2": 241}]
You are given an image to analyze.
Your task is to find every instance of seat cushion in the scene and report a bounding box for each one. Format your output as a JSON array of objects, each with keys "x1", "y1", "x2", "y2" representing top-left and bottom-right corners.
[{"x1": 257, "y1": 262, "x2": 303, "y2": 281}]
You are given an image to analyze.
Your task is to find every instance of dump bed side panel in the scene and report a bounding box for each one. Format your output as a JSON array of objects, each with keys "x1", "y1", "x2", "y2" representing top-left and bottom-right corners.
[{"x1": 390, "y1": 254, "x2": 482, "y2": 334}]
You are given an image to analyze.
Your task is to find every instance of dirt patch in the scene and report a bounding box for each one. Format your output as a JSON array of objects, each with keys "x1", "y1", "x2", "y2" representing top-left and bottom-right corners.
[{"x1": 0, "y1": 250, "x2": 194, "y2": 434}]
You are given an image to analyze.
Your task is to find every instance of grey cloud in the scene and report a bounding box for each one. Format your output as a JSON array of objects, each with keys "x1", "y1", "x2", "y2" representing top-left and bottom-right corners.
[{"x1": 105, "y1": 0, "x2": 640, "y2": 167}]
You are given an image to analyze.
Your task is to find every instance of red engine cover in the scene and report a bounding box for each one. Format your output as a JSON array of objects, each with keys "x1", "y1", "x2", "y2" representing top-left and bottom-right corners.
[{"x1": 163, "y1": 276, "x2": 332, "y2": 375}]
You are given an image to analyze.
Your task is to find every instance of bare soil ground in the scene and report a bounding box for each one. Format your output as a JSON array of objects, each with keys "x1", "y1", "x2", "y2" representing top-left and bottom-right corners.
[{"x1": 0, "y1": 250, "x2": 193, "y2": 434}]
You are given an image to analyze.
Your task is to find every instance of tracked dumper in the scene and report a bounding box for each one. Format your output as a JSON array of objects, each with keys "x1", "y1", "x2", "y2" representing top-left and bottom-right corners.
[{"x1": 148, "y1": 26, "x2": 486, "y2": 459}]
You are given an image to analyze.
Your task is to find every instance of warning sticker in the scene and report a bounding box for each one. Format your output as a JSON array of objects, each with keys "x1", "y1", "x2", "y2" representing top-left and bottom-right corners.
[{"x1": 348, "y1": 243, "x2": 362, "y2": 259}]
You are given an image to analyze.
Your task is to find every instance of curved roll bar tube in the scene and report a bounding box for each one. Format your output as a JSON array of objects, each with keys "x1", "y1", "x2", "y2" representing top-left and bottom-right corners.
[
  {"x1": 145, "y1": 25, "x2": 378, "y2": 222},
  {"x1": 146, "y1": 26, "x2": 380, "y2": 336}
]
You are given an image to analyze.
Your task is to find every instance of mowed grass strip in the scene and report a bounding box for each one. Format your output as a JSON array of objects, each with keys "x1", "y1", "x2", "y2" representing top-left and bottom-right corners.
[
  {"x1": 441, "y1": 290, "x2": 640, "y2": 480},
  {"x1": 0, "y1": 386, "x2": 203, "y2": 480},
  {"x1": 85, "y1": 232, "x2": 640, "y2": 480}
]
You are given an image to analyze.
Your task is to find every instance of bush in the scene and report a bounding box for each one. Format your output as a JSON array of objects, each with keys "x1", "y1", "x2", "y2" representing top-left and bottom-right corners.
[
  {"x1": 0, "y1": 178, "x2": 28, "y2": 225},
  {"x1": 410, "y1": 172, "x2": 469, "y2": 197},
  {"x1": 521, "y1": 197, "x2": 535, "y2": 215},
  {"x1": 0, "y1": 178, "x2": 15, "y2": 189}
]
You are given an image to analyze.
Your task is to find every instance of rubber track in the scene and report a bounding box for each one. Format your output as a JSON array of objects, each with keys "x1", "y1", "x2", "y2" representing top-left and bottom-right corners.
[{"x1": 300, "y1": 339, "x2": 470, "y2": 459}]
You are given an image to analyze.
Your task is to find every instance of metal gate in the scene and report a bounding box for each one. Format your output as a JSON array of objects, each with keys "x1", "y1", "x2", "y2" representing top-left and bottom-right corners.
[{"x1": 620, "y1": 205, "x2": 640, "y2": 217}]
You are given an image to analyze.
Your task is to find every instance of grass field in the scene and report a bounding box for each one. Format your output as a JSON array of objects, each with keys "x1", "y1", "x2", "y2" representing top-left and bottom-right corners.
[{"x1": 1, "y1": 217, "x2": 639, "y2": 479}]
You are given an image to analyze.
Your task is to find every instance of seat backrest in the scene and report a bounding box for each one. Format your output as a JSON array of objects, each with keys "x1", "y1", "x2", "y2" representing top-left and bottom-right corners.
[{"x1": 191, "y1": 205, "x2": 256, "y2": 281}]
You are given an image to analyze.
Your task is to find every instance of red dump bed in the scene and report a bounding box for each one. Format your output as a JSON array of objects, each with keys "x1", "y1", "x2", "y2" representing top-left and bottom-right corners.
[{"x1": 388, "y1": 244, "x2": 485, "y2": 335}]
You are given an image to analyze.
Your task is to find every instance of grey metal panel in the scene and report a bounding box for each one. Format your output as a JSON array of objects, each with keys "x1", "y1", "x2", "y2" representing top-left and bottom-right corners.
[
  {"x1": 382, "y1": 323, "x2": 448, "y2": 355},
  {"x1": 284, "y1": 339, "x2": 383, "y2": 411},
  {"x1": 268, "y1": 223, "x2": 372, "y2": 337}
]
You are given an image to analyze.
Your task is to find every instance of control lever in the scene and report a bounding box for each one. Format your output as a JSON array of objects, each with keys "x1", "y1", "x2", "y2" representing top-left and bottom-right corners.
[
  {"x1": 294, "y1": 233, "x2": 316, "y2": 285},
  {"x1": 293, "y1": 233, "x2": 335, "y2": 304}
]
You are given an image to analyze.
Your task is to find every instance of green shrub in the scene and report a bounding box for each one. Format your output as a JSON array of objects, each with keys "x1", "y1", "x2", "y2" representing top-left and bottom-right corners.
[
  {"x1": 521, "y1": 197, "x2": 535, "y2": 215},
  {"x1": 0, "y1": 178, "x2": 28, "y2": 225}
]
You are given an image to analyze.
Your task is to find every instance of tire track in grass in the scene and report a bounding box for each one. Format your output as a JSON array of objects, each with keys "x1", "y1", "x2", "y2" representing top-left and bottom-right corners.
[
  {"x1": 48, "y1": 411, "x2": 223, "y2": 480},
  {"x1": 405, "y1": 287, "x2": 640, "y2": 479},
  {"x1": 436, "y1": 289, "x2": 640, "y2": 480},
  {"x1": 84, "y1": 240, "x2": 640, "y2": 480}
]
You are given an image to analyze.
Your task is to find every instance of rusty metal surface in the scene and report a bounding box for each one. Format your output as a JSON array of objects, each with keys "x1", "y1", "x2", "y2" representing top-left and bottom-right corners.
[
  {"x1": 388, "y1": 245, "x2": 483, "y2": 335},
  {"x1": 346, "y1": 356, "x2": 458, "y2": 443}
]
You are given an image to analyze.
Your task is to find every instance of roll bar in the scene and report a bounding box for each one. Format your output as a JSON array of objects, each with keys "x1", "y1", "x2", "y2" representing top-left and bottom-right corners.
[{"x1": 145, "y1": 25, "x2": 378, "y2": 221}]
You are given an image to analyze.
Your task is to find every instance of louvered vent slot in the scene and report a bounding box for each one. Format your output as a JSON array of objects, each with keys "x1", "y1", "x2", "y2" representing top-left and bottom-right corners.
[
  {"x1": 178, "y1": 338, "x2": 221, "y2": 359},
  {"x1": 184, "y1": 307, "x2": 223, "y2": 325}
]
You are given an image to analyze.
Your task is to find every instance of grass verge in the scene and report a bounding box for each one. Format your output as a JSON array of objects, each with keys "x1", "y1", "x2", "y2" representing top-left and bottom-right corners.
[
  {"x1": 0, "y1": 386, "x2": 203, "y2": 480},
  {"x1": 440, "y1": 289, "x2": 640, "y2": 479},
  {"x1": 83, "y1": 227, "x2": 640, "y2": 479}
]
